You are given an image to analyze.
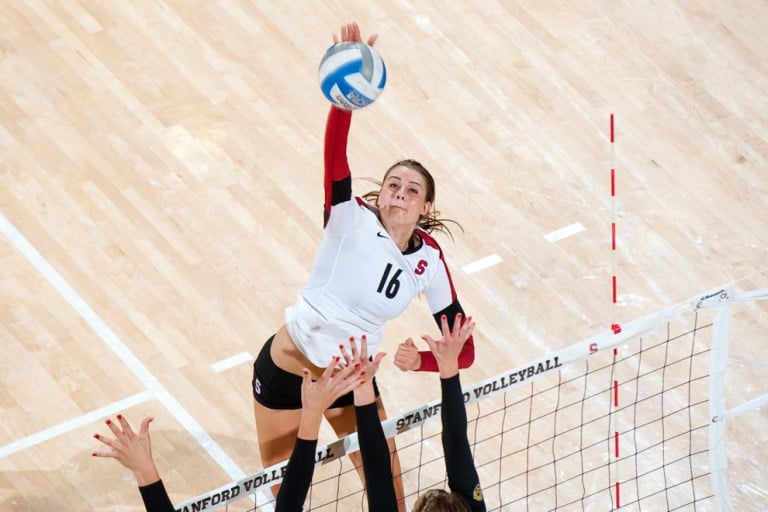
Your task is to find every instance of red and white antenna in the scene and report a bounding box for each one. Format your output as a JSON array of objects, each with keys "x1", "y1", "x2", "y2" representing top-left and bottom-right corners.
[
  {"x1": 610, "y1": 113, "x2": 622, "y2": 509},
  {"x1": 610, "y1": 113, "x2": 621, "y2": 336}
]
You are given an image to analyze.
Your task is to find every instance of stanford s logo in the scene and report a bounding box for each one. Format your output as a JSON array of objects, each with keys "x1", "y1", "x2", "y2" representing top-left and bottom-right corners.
[{"x1": 414, "y1": 259, "x2": 428, "y2": 275}]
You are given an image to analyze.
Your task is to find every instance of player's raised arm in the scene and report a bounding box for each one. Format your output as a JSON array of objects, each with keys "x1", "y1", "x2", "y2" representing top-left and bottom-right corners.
[
  {"x1": 323, "y1": 105, "x2": 352, "y2": 225},
  {"x1": 322, "y1": 22, "x2": 379, "y2": 225}
]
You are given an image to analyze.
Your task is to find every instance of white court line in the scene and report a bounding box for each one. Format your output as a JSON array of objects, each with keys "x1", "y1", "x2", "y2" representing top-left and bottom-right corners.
[
  {"x1": 0, "y1": 211, "x2": 246, "y2": 480},
  {"x1": 211, "y1": 351, "x2": 253, "y2": 373},
  {"x1": 544, "y1": 222, "x2": 585, "y2": 243},
  {"x1": 0, "y1": 391, "x2": 152, "y2": 458},
  {"x1": 462, "y1": 253, "x2": 503, "y2": 275}
]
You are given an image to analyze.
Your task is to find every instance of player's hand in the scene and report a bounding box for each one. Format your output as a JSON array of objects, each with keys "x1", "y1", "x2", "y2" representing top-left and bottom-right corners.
[
  {"x1": 422, "y1": 313, "x2": 475, "y2": 379},
  {"x1": 394, "y1": 337, "x2": 421, "y2": 372},
  {"x1": 92, "y1": 415, "x2": 160, "y2": 487},
  {"x1": 339, "y1": 335, "x2": 386, "y2": 380},
  {"x1": 339, "y1": 335, "x2": 386, "y2": 406},
  {"x1": 294, "y1": 356, "x2": 363, "y2": 440},
  {"x1": 332, "y1": 21, "x2": 378, "y2": 46},
  {"x1": 301, "y1": 355, "x2": 364, "y2": 415}
]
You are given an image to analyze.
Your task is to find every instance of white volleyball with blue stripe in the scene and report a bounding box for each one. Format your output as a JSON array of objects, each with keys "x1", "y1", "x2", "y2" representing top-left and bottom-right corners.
[{"x1": 318, "y1": 41, "x2": 386, "y2": 110}]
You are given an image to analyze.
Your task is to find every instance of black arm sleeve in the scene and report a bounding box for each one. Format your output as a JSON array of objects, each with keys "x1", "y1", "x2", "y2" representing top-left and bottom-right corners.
[
  {"x1": 138, "y1": 480, "x2": 175, "y2": 512},
  {"x1": 323, "y1": 175, "x2": 352, "y2": 226},
  {"x1": 355, "y1": 402, "x2": 398, "y2": 512},
  {"x1": 441, "y1": 375, "x2": 486, "y2": 512},
  {"x1": 274, "y1": 438, "x2": 318, "y2": 512}
]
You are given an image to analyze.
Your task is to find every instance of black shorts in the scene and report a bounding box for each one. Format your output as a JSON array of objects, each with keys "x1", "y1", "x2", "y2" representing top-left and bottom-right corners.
[{"x1": 252, "y1": 334, "x2": 380, "y2": 410}]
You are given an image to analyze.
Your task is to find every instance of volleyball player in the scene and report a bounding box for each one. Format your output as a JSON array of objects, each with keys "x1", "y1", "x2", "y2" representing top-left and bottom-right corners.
[{"x1": 251, "y1": 21, "x2": 476, "y2": 509}]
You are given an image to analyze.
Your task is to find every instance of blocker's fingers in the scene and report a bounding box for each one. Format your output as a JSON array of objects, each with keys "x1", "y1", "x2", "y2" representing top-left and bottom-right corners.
[
  {"x1": 93, "y1": 432, "x2": 114, "y2": 448},
  {"x1": 422, "y1": 334, "x2": 438, "y2": 352},
  {"x1": 322, "y1": 357, "x2": 340, "y2": 379},
  {"x1": 371, "y1": 351, "x2": 387, "y2": 367},
  {"x1": 461, "y1": 318, "x2": 476, "y2": 340},
  {"x1": 137, "y1": 417, "x2": 153, "y2": 439},
  {"x1": 348, "y1": 336, "x2": 359, "y2": 360},
  {"x1": 341, "y1": 361, "x2": 360, "y2": 379},
  {"x1": 339, "y1": 371, "x2": 364, "y2": 395},
  {"x1": 301, "y1": 368, "x2": 313, "y2": 388},
  {"x1": 104, "y1": 417, "x2": 121, "y2": 437},
  {"x1": 440, "y1": 314, "x2": 451, "y2": 338},
  {"x1": 358, "y1": 334, "x2": 369, "y2": 361},
  {"x1": 451, "y1": 313, "x2": 463, "y2": 335},
  {"x1": 338, "y1": 343, "x2": 352, "y2": 365},
  {"x1": 91, "y1": 448, "x2": 116, "y2": 458},
  {"x1": 329, "y1": 361, "x2": 358, "y2": 388},
  {"x1": 461, "y1": 317, "x2": 475, "y2": 336},
  {"x1": 367, "y1": 33, "x2": 379, "y2": 46},
  {"x1": 115, "y1": 414, "x2": 135, "y2": 438}
]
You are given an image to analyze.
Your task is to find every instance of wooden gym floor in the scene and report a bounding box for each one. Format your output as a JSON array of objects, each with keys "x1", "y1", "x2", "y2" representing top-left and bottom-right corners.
[{"x1": 0, "y1": 1, "x2": 766, "y2": 510}]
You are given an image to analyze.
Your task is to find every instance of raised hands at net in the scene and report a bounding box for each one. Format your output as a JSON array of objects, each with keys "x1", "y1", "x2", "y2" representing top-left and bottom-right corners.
[
  {"x1": 297, "y1": 354, "x2": 366, "y2": 440},
  {"x1": 93, "y1": 414, "x2": 175, "y2": 512},
  {"x1": 339, "y1": 334, "x2": 387, "y2": 406},
  {"x1": 92, "y1": 415, "x2": 160, "y2": 487},
  {"x1": 422, "y1": 313, "x2": 475, "y2": 379}
]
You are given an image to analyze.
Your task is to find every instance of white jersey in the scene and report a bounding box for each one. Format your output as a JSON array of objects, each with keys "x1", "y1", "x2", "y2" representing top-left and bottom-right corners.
[{"x1": 286, "y1": 196, "x2": 456, "y2": 367}]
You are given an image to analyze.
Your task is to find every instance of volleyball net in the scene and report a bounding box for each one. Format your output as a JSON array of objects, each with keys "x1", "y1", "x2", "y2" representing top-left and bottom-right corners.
[{"x1": 176, "y1": 283, "x2": 768, "y2": 511}]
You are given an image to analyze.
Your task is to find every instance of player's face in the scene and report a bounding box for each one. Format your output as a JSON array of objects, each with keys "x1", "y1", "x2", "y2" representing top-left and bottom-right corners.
[{"x1": 377, "y1": 165, "x2": 432, "y2": 230}]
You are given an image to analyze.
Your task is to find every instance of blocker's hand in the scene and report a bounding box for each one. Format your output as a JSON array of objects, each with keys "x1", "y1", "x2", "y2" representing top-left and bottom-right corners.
[
  {"x1": 339, "y1": 335, "x2": 387, "y2": 406},
  {"x1": 92, "y1": 415, "x2": 160, "y2": 487},
  {"x1": 422, "y1": 313, "x2": 476, "y2": 379},
  {"x1": 301, "y1": 355, "x2": 364, "y2": 415}
]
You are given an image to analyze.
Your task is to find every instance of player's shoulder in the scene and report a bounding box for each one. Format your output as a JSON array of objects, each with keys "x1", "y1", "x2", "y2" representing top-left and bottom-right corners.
[{"x1": 327, "y1": 195, "x2": 375, "y2": 223}]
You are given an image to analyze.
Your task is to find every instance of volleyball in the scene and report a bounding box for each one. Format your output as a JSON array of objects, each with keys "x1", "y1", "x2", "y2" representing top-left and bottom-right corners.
[{"x1": 318, "y1": 41, "x2": 387, "y2": 110}]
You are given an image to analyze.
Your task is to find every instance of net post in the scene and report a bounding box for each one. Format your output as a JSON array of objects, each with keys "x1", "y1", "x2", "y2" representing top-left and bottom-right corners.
[{"x1": 708, "y1": 290, "x2": 734, "y2": 512}]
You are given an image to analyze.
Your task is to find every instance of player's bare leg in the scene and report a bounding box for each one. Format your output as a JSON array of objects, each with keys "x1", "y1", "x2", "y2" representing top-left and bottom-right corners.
[{"x1": 253, "y1": 399, "x2": 302, "y2": 498}]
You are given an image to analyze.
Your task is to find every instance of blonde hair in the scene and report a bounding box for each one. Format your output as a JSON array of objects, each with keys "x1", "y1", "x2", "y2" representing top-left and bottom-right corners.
[{"x1": 412, "y1": 489, "x2": 469, "y2": 512}]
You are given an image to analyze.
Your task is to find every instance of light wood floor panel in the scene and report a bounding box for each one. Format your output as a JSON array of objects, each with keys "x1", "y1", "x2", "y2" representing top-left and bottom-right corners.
[{"x1": 1, "y1": 1, "x2": 766, "y2": 510}]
